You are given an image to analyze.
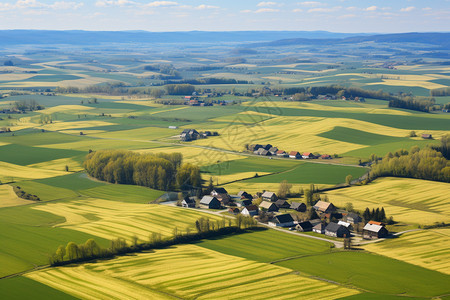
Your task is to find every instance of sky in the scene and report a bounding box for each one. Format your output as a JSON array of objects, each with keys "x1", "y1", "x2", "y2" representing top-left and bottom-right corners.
[{"x1": 0, "y1": 0, "x2": 448, "y2": 32}]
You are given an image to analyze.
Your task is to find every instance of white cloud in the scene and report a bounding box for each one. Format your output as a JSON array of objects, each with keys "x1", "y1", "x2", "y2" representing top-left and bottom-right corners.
[
  {"x1": 240, "y1": 9, "x2": 252, "y2": 13},
  {"x1": 196, "y1": 4, "x2": 219, "y2": 10},
  {"x1": 400, "y1": 6, "x2": 415, "y2": 12},
  {"x1": 365, "y1": 6, "x2": 377, "y2": 11},
  {"x1": 423, "y1": 7, "x2": 432, "y2": 11},
  {"x1": 16, "y1": 0, "x2": 45, "y2": 8},
  {"x1": 255, "y1": 8, "x2": 279, "y2": 13},
  {"x1": 50, "y1": 2, "x2": 84, "y2": 10},
  {"x1": 95, "y1": 0, "x2": 135, "y2": 7},
  {"x1": 298, "y1": 1, "x2": 324, "y2": 7},
  {"x1": 146, "y1": 1, "x2": 178, "y2": 7},
  {"x1": 308, "y1": 6, "x2": 340, "y2": 13},
  {"x1": 257, "y1": 1, "x2": 277, "y2": 7},
  {"x1": 292, "y1": 8, "x2": 303, "y2": 12},
  {"x1": 338, "y1": 14, "x2": 355, "y2": 19}
]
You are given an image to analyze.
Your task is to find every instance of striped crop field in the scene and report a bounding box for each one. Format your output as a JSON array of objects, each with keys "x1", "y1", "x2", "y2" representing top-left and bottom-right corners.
[
  {"x1": 194, "y1": 114, "x2": 446, "y2": 155},
  {"x1": 325, "y1": 177, "x2": 450, "y2": 224},
  {"x1": 0, "y1": 161, "x2": 66, "y2": 181},
  {"x1": 364, "y1": 228, "x2": 450, "y2": 275},
  {"x1": 26, "y1": 245, "x2": 360, "y2": 300},
  {"x1": 32, "y1": 199, "x2": 223, "y2": 241}
]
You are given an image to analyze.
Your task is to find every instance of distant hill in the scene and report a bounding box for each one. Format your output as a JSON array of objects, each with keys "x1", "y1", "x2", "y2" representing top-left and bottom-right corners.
[
  {"x1": 249, "y1": 32, "x2": 450, "y2": 49},
  {"x1": 0, "y1": 30, "x2": 365, "y2": 46}
]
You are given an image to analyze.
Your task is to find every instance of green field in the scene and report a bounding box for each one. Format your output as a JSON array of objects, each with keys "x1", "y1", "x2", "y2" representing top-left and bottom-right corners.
[
  {"x1": 35, "y1": 173, "x2": 106, "y2": 191},
  {"x1": 197, "y1": 228, "x2": 333, "y2": 263},
  {"x1": 319, "y1": 127, "x2": 406, "y2": 146},
  {"x1": 0, "y1": 277, "x2": 76, "y2": 300},
  {"x1": 244, "y1": 162, "x2": 367, "y2": 184},
  {"x1": 276, "y1": 251, "x2": 450, "y2": 297},
  {"x1": 0, "y1": 144, "x2": 83, "y2": 166}
]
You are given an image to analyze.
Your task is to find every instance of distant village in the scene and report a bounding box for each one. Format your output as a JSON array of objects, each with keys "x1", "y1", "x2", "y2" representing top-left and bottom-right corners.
[
  {"x1": 247, "y1": 144, "x2": 333, "y2": 159},
  {"x1": 179, "y1": 188, "x2": 389, "y2": 240}
]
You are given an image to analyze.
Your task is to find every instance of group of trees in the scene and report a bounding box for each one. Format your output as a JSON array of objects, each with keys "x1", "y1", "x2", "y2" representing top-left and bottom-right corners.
[
  {"x1": 362, "y1": 207, "x2": 394, "y2": 224},
  {"x1": 164, "y1": 84, "x2": 195, "y2": 95},
  {"x1": 14, "y1": 100, "x2": 44, "y2": 111},
  {"x1": 369, "y1": 145, "x2": 450, "y2": 183},
  {"x1": 389, "y1": 96, "x2": 436, "y2": 112},
  {"x1": 430, "y1": 87, "x2": 450, "y2": 97},
  {"x1": 83, "y1": 150, "x2": 201, "y2": 190},
  {"x1": 13, "y1": 186, "x2": 40, "y2": 201},
  {"x1": 165, "y1": 78, "x2": 249, "y2": 85},
  {"x1": 50, "y1": 216, "x2": 257, "y2": 266}
]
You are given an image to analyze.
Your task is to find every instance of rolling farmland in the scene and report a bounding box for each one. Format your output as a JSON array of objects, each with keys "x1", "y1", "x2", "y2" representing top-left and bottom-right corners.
[
  {"x1": 26, "y1": 245, "x2": 360, "y2": 300},
  {"x1": 325, "y1": 177, "x2": 450, "y2": 224},
  {"x1": 363, "y1": 228, "x2": 450, "y2": 275}
]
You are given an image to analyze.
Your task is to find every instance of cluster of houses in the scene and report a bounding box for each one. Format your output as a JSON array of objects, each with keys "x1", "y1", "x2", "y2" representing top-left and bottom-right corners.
[
  {"x1": 180, "y1": 129, "x2": 219, "y2": 141},
  {"x1": 182, "y1": 188, "x2": 388, "y2": 240},
  {"x1": 248, "y1": 144, "x2": 332, "y2": 160}
]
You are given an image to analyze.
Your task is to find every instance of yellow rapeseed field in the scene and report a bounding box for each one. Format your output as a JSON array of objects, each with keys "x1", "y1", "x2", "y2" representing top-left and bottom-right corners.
[
  {"x1": 0, "y1": 185, "x2": 30, "y2": 208},
  {"x1": 27, "y1": 157, "x2": 84, "y2": 172},
  {"x1": 26, "y1": 245, "x2": 359, "y2": 300},
  {"x1": 364, "y1": 228, "x2": 450, "y2": 275},
  {"x1": 325, "y1": 177, "x2": 450, "y2": 224},
  {"x1": 39, "y1": 105, "x2": 95, "y2": 114},
  {"x1": 32, "y1": 199, "x2": 223, "y2": 241},
  {"x1": 39, "y1": 120, "x2": 115, "y2": 131},
  {"x1": 0, "y1": 161, "x2": 66, "y2": 181}
]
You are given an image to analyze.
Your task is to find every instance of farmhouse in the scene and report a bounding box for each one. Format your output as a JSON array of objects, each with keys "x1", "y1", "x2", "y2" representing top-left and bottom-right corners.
[
  {"x1": 249, "y1": 144, "x2": 263, "y2": 151},
  {"x1": 320, "y1": 154, "x2": 332, "y2": 159},
  {"x1": 180, "y1": 129, "x2": 199, "y2": 141},
  {"x1": 289, "y1": 151, "x2": 301, "y2": 159},
  {"x1": 276, "y1": 150, "x2": 289, "y2": 157},
  {"x1": 262, "y1": 144, "x2": 273, "y2": 150},
  {"x1": 302, "y1": 152, "x2": 315, "y2": 159},
  {"x1": 268, "y1": 147, "x2": 278, "y2": 155},
  {"x1": 268, "y1": 214, "x2": 295, "y2": 227},
  {"x1": 421, "y1": 134, "x2": 433, "y2": 139},
  {"x1": 296, "y1": 221, "x2": 313, "y2": 232},
  {"x1": 211, "y1": 188, "x2": 230, "y2": 205},
  {"x1": 290, "y1": 202, "x2": 306, "y2": 212},
  {"x1": 241, "y1": 205, "x2": 259, "y2": 216},
  {"x1": 363, "y1": 222, "x2": 389, "y2": 239},
  {"x1": 255, "y1": 148, "x2": 271, "y2": 156},
  {"x1": 275, "y1": 199, "x2": 291, "y2": 209},
  {"x1": 200, "y1": 196, "x2": 221, "y2": 209},
  {"x1": 181, "y1": 196, "x2": 196, "y2": 208},
  {"x1": 235, "y1": 199, "x2": 253, "y2": 207},
  {"x1": 262, "y1": 191, "x2": 278, "y2": 202},
  {"x1": 345, "y1": 212, "x2": 362, "y2": 224},
  {"x1": 325, "y1": 222, "x2": 351, "y2": 238},
  {"x1": 259, "y1": 201, "x2": 278, "y2": 212},
  {"x1": 313, "y1": 201, "x2": 336, "y2": 213},
  {"x1": 313, "y1": 223, "x2": 326, "y2": 234},
  {"x1": 237, "y1": 191, "x2": 252, "y2": 200}
]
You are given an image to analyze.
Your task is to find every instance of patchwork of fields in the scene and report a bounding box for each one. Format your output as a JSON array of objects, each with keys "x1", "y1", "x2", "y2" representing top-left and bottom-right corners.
[
  {"x1": 363, "y1": 228, "x2": 450, "y2": 275},
  {"x1": 26, "y1": 245, "x2": 360, "y2": 300},
  {"x1": 325, "y1": 177, "x2": 450, "y2": 224}
]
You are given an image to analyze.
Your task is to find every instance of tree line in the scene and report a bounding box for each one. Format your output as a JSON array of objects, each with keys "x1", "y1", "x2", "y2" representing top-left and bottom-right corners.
[
  {"x1": 368, "y1": 142, "x2": 450, "y2": 183},
  {"x1": 49, "y1": 216, "x2": 258, "y2": 266},
  {"x1": 83, "y1": 150, "x2": 201, "y2": 190},
  {"x1": 388, "y1": 96, "x2": 436, "y2": 112},
  {"x1": 164, "y1": 78, "x2": 249, "y2": 85},
  {"x1": 362, "y1": 207, "x2": 394, "y2": 224},
  {"x1": 430, "y1": 87, "x2": 450, "y2": 97}
]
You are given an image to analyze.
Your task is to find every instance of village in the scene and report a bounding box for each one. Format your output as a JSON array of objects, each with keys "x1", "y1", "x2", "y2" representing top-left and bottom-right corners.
[{"x1": 178, "y1": 187, "x2": 389, "y2": 242}]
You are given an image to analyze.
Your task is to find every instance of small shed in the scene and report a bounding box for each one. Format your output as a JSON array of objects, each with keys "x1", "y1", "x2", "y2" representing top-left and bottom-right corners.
[
  {"x1": 235, "y1": 199, "x2": 253, "y2": 207},
  {"x1": 290, "y1": 202, "x2": 306, "y2": 212},
  {"x1": 302, "y1": 152, "x2": 315, "y2": 159},
  {"x1": 259, "y1": 201, "x2": 279, "y2": 212},
  {"x1": 200, "y1": 196, "x2": 221, "y2": 209},
  {"x1": 181, "y1": 196, "x2": 196, "y2": 208},
  {"x1": 338, "y1": 220, "x2": 353, "y2": 231},
  {"x1": 345, "y1": 212, "x2": 362, "y2": 224}
]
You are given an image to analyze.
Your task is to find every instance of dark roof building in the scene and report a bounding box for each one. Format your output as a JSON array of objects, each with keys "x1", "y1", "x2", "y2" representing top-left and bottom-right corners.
[
  {"x1": 262, "y1": 191, "x2": 278, "y2": 202},
  {"x1": 296, "y1": 221, "x2": 313, "y2": 232},
  {"x1": 325, "y1": 222, "x2": 351, "y2": 238},
  {"x1": 313, "y1": 201, "x2": 336, "y2": 213},
  {"x1": 290, "y1": 202, "x2": 306, "y2": 212},
  {"x1": 313, "y1": 223, "x2": 326, "y2": 234},
  {"x1": 241, "y1": 205, "x2": 259, "y2": 216},
  {"x1": 363, "y1": 223, "x2": 389, "y2": 239},
  {"x1": 200, "y1": 196, "x2": 221, "y2": 209},
  {"x1": 345, "y1": 212, "x2": 362, "y2": 224},
  {"x1": 269, "y1": 214, "x2": 295, "y2": 227},
  {"x1": 181, "y1": 196, "x2": 196, "y2": 208},
  {"x1": 259, "y1": 201, "x2": 279, "y2": 212},
  {"x1": 275, "y1": 199, "x2": 291, "y2": 209}
]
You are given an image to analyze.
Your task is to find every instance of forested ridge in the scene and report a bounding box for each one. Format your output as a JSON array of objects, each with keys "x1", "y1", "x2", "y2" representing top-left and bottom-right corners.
[
  {"x1": 83, "y1": 150, "x2": 201, "y2": 190},
  {"x1": 369, "y1": 135, "x2": 450, "y2": 183}
]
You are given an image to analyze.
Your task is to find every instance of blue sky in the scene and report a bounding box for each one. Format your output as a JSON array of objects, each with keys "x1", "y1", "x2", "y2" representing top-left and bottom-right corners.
[{"x1": 0, "y1": 0, "x2": 448, "y2": 32}]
